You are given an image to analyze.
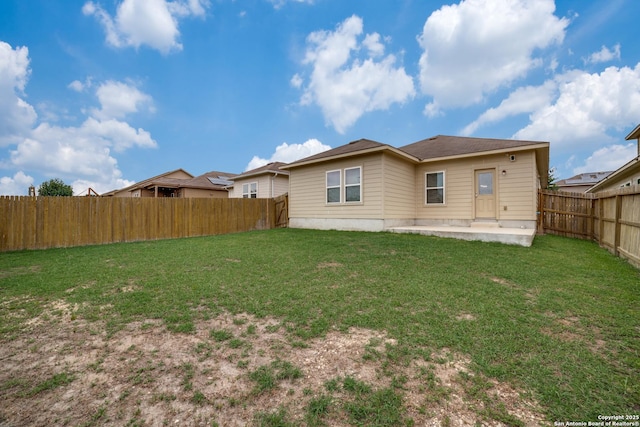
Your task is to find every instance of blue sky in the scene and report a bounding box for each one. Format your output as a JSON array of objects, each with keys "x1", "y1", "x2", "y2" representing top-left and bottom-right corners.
[{"x1": 1, "y1": 0, "x2": 639, "y2": 195}]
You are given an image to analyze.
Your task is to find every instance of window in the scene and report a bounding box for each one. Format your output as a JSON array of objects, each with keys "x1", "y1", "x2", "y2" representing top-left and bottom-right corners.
[
  {"x1": 242, "y1": 182, "x2": 257, "y2": 198},
  {"x1": 345, "y1": 167, "x2": 361, "y2": 202},
  {"x1": 326, "y1": 170, "x2": 341, "y2": 203},
  {"x1": 425, "y1": 172, "x2": 445, "y2": 205}
]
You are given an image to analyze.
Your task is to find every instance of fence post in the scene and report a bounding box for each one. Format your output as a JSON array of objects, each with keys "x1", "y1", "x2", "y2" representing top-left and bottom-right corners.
[
  {"x1": 599, "y1": 196, "x2": 605, "y2": 247},
  {"x1": 537, "y1": 191, "x2": 544, "y2": 235},
  {"x1": 614, "y1": 195, "x2": 622, "y2": 256}
]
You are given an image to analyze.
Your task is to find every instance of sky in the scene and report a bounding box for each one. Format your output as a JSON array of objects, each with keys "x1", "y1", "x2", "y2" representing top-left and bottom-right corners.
[{"x1": 1, "y1": 0, "x2": 639, "y2": 195}]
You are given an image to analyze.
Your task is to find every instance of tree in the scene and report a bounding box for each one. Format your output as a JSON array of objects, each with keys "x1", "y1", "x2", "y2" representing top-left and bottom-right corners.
[
  {"x1": 547, "y1": 167, "x2": 559, "y2": 191},
  {"x1": 38, "y1": 178, "x2": 73, "y2": 196}
]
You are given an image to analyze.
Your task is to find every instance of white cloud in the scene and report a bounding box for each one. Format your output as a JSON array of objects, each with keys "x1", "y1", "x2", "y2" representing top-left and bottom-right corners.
[
  {"x1": 585, "y1": 44, "x2": 621, "y2": 64},
  {"x1": 83, "y1": 0, "x2": 209, "y2": 54},
  {"x1": 0, "y1": 40, "x2": 157, "y2": 195},
  {"x1": 68, "y1": 80, "x2": 85, "y2": 92},
  {"x1": 92, "y1": 80, "x2": 154, "y2": 120},
  {"x1": 462, "y1": 81, "x2": 556, "y2": 135},
  {"x1": 68, "y1": 77, "x2": 93, "y2": 93},
  {"x1": 269, "y1": 0, "x2": 314, "y2": 10},
  {"x1": 573, "y1": 143, "x2": 637, "y2": 175},
  {"x1": 0, "y1": 42, "x2": 37, "y2": 146},
  {"x1": 296, "y1": 15, "x2": 415, "y2": 134},
  {"x1": 11, "y1": 119, "x2": 156, "y2": 174},
  {"x1": 417, "y1": 0, "x2": 568, "y2": 112},
  {"x1": 0, "y1": 171, "x2": 34, "y2": 196},
  {"x1": 514, "y1": 64, "x2": 640, "y2": 148},
  {"x1": 290, "y1": 73, "x2": 303, "y2": 89},
  {"x1": 245, "y1": 138, "x2": 331, "y2": 171}
]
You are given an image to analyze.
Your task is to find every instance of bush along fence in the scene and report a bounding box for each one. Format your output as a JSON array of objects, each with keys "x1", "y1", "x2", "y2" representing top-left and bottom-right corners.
[
  {"x1": 538, "y1": 187, "x2": 640, "y2": 268},
  {"x1": 0, "y1": 194, "x2": 289, "y2": 252}
]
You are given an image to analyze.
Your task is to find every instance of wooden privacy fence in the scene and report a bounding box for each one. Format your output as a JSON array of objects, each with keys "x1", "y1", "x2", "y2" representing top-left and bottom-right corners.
[
  {"x1": 0, "y1": 195, "x2": 289, "y2": 252},
  {"x1": 538, "y1": 188, "x2": 640, "y2": 267}
]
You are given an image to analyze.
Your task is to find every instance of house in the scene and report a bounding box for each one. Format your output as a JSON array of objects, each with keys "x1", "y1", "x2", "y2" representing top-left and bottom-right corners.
[
  {"x1": 103, "y1": 169, "x2": 236, "y2": 198},
  {"x1": 227, "y1": 162, "x2": 289, "y2": 198},
  {"x1": 555, "y1": 172, "x2": 612, "y2": 193},
  {"x1": 281, "y1": 135, "x2": 549, "y2": 233},
  {"x1": 586, "y1": 124, "x2": 640, "y2": 193}
]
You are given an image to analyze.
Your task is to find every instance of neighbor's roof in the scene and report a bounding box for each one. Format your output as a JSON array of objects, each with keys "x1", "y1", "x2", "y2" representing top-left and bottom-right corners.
[
  {"x1": 233, "y1": 162, "x2": 290, "y2": 180},
  {"x1": 399, "y1": 135, "x2": 548, "y2": 161},
  {"x1": 586, "y1": 156, "x2": 640, "y2": 193},
  {"x1": 102, "y1": 168, "x2": 194, "y2": 195},
  {"x1": 102, "y1": 169, "x2": 237, "y2": 195},
  {"x1": 556, "y1": 171, "x2": 613, "y2": 187}
]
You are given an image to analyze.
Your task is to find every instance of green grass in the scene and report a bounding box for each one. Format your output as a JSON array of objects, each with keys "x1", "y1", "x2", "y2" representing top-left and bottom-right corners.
[
  {"x1": 1, "y1": 228, "x2": 639, "y2": 422},
  {"x1": 248, "y1": 360, "x2": 303, "y2": 394},
  {"x1": 24, "y1": 372, "x2": 75, "y2": 397}
]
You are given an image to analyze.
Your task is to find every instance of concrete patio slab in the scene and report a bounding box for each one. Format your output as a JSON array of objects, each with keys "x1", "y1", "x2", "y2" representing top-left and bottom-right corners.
[{"x1": 387, "y1": 225, "x2": 537, "y2": 247}]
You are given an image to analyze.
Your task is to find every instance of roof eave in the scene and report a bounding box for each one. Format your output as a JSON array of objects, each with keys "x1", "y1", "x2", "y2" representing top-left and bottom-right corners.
[
  {"x1": 234, "y1": 170, "x2": 290, "y2": 180},
  {"x1": 416, "y1": 142, "x2": 549, "y2": 163},
  {"x1": 586, "y1": 156, "x2": 640, "y2": 193},
  {"x1": 625, "y1": 123, "x2": 640, "y2": 140}
]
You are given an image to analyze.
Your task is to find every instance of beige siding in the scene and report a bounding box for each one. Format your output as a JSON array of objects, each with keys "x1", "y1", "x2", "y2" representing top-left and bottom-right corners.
[
  {"x1": 230, "y1": 175, "x2": 289, "y2": 198},
  {"x1": 594, "y1": 169, "x2": 640, "y2": 192},
  {"x1": 181, "y1": 188, "x2": 228, "y2": 198},
  {"x1": 381, "y1": 153, "x2": 415, "y2": 218},
  {"x1": 289, "y1": 153, "x2": 384, "y2": 219},
  {"x1": 272, "y1": 175, "x2": 289, "y2": 197},
  {"x1": 415, "y1": 151, "x2": 538, "y2": 221}
]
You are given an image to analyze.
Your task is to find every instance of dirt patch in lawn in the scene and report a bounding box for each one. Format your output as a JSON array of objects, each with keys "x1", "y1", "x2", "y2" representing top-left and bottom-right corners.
[{"x1": 0, "y1": 303, "x2": 547, "y2": 426}]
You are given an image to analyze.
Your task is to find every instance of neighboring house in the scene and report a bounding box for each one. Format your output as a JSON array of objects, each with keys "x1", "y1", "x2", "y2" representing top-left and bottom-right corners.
[
  {"x1": 555, "y1": 172, "x2": 612, "y2": 193},
  {"x1": 281, "y1": 135, "x2": 549, "y2": 232},
  {"x1": 587, "y1": 124, "x2": 640, "y2": 193},
  {"x1": 227, "y1": 162, "x2": 289, "y2": 199},
  {"x1": 103, "y1": 169, "x2": 236, "y2": 198}
]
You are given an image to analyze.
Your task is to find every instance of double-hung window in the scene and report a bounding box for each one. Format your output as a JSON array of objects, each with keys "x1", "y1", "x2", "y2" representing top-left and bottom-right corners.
[
  {"x1": 326, "y1": 170, "x2": 341, "y2": 203},
  {"x1": 242, "y1": 182, "x2": 257, "y2": 198},
  {"x1": 345, "y1": 167, "x2": 361, "y2": 202},
  {"x1": 326, "y1": 167, "x2": 362, "y2": 203},
  {"x1": 425, "y1": 171, "x2": 445, "y2": 205}
]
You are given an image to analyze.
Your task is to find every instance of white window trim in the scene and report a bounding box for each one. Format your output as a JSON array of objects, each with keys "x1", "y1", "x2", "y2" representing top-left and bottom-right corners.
[
  {"x1": 326, "y1": 170, "x2": 341, "y2": 204},
  {"x1": 425, "y1": 171, "x2": 446, "y2": 205},
  {"x1": 242, "y1": 182, "x2": 258, "y2": 198},
  {"x1": 344, "y1": 166, "x2": 362, "y2": 203}
]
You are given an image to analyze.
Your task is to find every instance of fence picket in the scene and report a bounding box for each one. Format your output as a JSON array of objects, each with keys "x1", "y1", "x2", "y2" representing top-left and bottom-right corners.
[
  {"x1": 0, "y1": 196, "x2": 286, "y2": 252},
  {"x1": 539, "y1": 188, "x2": 640, "y2": 268}
]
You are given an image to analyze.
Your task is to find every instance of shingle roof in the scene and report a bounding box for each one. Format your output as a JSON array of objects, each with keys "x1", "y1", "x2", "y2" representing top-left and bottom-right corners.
[
  {"x1": 235, "y1": 162, "x2": 289, "y2": 179},
  {"x1": 183, "y1": 171, "x2": 237, "y2": 189},
  {"x1": 102, "y1": 168, "x2": 194, "y2": 195},
  {"x1": 556, "y1": 172, "x2": 612, "y2": 187},
  {"x1": 399, "y1": 135, "x2": 547, "y2": 160},
  {"x1": 284, "y1": 139, "x2": 389, "y2": 167}
]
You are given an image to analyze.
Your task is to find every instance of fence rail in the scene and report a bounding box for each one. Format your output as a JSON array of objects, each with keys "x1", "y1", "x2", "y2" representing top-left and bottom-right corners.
[
  {"x1": 538, "y1": 188, "x2": 640, "y2": 268},
  {"x1": 0, "y1": 196, "x2": 288, "y2": 252}
]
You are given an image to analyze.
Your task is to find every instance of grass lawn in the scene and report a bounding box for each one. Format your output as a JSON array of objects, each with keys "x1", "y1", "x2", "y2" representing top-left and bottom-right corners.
[{"x1": 1, "y1": 229, "x2": 638, "y2": 426}]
